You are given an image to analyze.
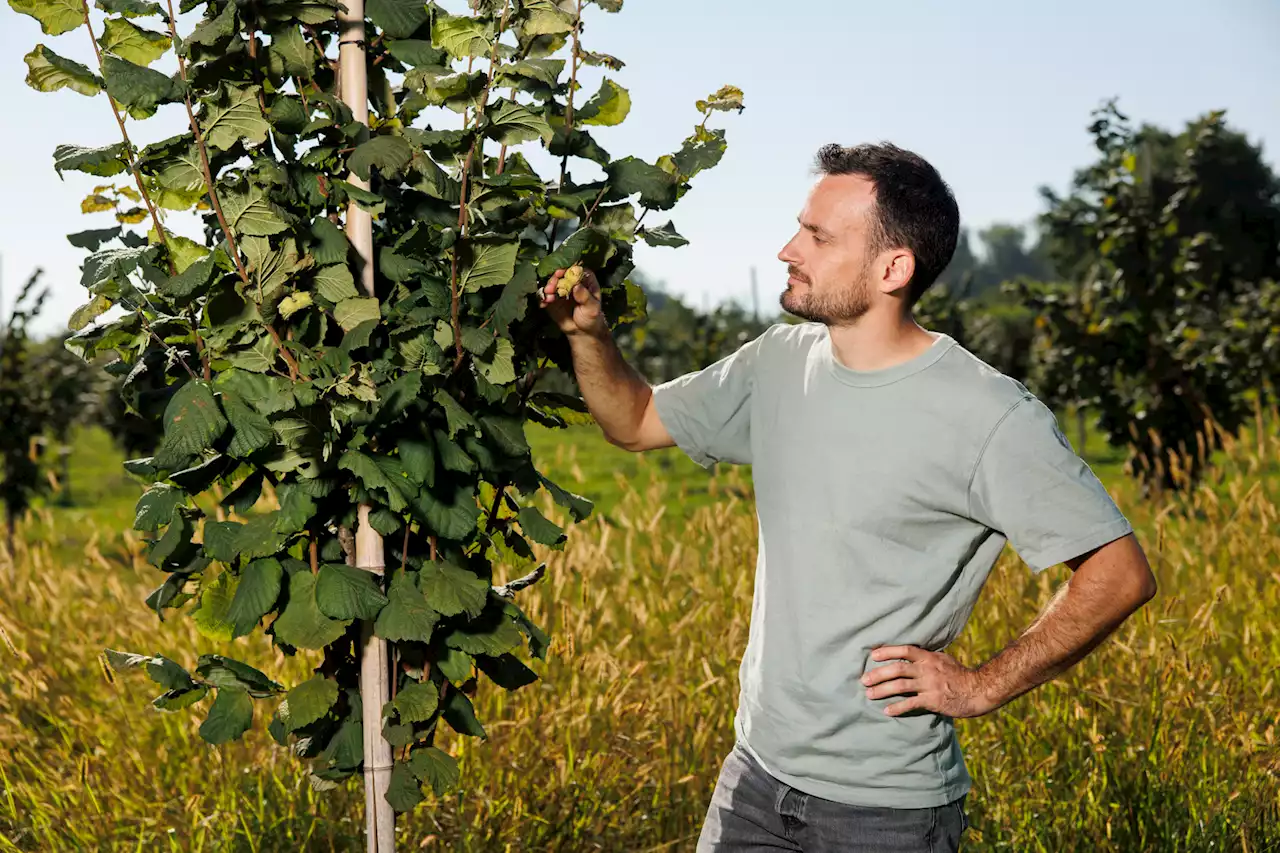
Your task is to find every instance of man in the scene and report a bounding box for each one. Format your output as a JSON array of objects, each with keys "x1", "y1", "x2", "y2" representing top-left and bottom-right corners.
[{"x1": 538, "y1": 142, "x2": 1157, "y2": 852}]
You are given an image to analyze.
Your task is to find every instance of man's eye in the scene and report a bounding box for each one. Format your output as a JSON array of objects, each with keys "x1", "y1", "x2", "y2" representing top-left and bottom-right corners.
[{"x1": 813, "y1": 235, "x2": 826, "y2": 245}]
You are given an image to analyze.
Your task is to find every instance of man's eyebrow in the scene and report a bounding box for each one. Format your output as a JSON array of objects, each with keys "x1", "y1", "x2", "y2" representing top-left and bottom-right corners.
[{"x1": 797, "y1": 216, "x2": 835, "y2": 238}]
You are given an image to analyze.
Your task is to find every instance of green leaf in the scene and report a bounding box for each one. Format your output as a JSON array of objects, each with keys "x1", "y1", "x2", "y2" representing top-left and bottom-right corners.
[
  {"x1": 183, "y1": 0, "x2": 235, "y2": 50},
  {"x1": 475, "y1": 338, "x2": 516, "y2": 385},
  {"x1": 338, "y1": 450, "x2": 415, "y2": 511},
  {"x1": 460, "y1": 239, "x2": 518, "y2": 293},
  {"x1": 640, "y1": 220, "x2": 689, "y2": 248},
  {"x1": 278, "y1": 676, "x2": 339, "y2": 732},
  {"x1": 419, "y1": 560, "x2": 488, "y2": 619},
  {"x1": 159, "y1": 381, "x2": 228, "y2": 459},
  {"x1": 494, "y1": 58, "x2": 563, "y2": 89},
  {"x1": 696, "y1": 84, "x2": 744, "y2": 113},
  {"x1": 273, "y1": 484, "x2": 316, "y2": 536},
  {"x1": 309, "y1": 218, "x2": 350, "y2": 266},
  {"x1": 476, "y1": 652, "x2": 539, "y2": 690},
  {"x1": 200, "y1": 84, "x2": 270, "y2": 152},
  {"x1": 221, "y1": 388, "x2": 274, "y2": 457},
  {"x1": 221, "y1": 183, "x2": 288, "y2": 236},
  {"x1": 391, "y1": 680, "x2": 439, "y2": 723},
  {"x1": 485, "y1": 100, "x2": 553, "y2": 146},
  {"x1": 433, "y1": 430, "x2": 475, "y2": 475},
  {"x1": 434, "y1": 647, "x2": 472, "y2": 683},
  {"x1": 10, "y1": 0, "x2": 84, "y2": 36},
  {"x1": 102, "y1": 55, "x2": 186, "y2": 120},
  {"x1": 579, "y1": 47, "x2": 624, "y2": 69},
  {"x1": 95, "y1": 0, "x2": 162, "y2": 16},
  {"x1": 487, "y1": 261, "x2": 538, "y2": 332},
  {"x1": 226, "y1": 557, "x2": 283, "y2": 638},
  {"x1": 577, "y1": 79, "x2": 630, "y2": 127},
  {"x1": 158, "y1": 232, "x2": 210, "y2": 273},
  {"x1": 266, "y1": 26, "x2": 314, "y2": 79},
  {"x1": 672, "y1": 128, "x2": 726, "y2": 179},
  {"x1": 216, "y1": 370, "x2": 296, "y2": 415},
  {"x1": 99, "y1": 17, "x2": 171, "y2": 65},
  {"x1": 538, "y1": 473, "x2": 593, "y2": 522},
  {"x1": 193, "y1": 569, "x2": 239, "y2": 642},
  {"x1": 536, "y1": 227, "x2": 613, "y2": 277},
  {"x1": 54, "y1": 143, "x2": 127, "y2": 178},
  {"x1": 348, "y1": 135, "x2": 414, "y2": 181},
  {"x1": 384, "y1": 761, "x2": 424, "y2": 812},
  {"x1": 227, "y1": 335, "x2": 280, "y2": 374},
  {"x1": 413, "y1": 482, "x2": 479, "y2": 541},
  {"x1": 606, "y1": 156, "x2": 679, "y2": 210},
  {"x1": 69, "y1": 294, "x2": 113, "y2": 331},
  {"x1": 316, "y1": 563, "x2": 388, "y2": 620},
  {"x1": 385, "y1": 38, "x2": 445, "y2": 67},
  {"x1": 397, "y1": 438, "x2": 435, "y2": 489},
  {"x1": 321, "y1": 719, "x2": 364, "y2": 769},
  {"x1": 273, "y1": 571, "x2": 352, "y2": 650},
  {"x1": 366, "y1": 0, "x2": 429, "y2": 38},
  {"x1": 433, "y1": 388, "x2": 481, "y2": 438},
  {"x1": 334, "y1": 180, "x2": 386, "y2": 215},
  {"x1": 314, "y1": 264, "x2": 359, "y2": 302},
  {"x1": 444, "y1": 607, "x2": 522, "y2": 658},
  {"x1": 196, "y1": 654, "x2": 283, "y2": 697},
  {"x1": 199, "y1": 688, "x2": 253, "y2": 744},
  {"x1": 440, "y1": 687, "x2": 486, "y2": 738},
  {"x1": 480, "y1": 414, "x2": 529, "y2": 456},
  {"x1": 432, "y1": 14, "x2": 491, "y2": 58},
  {"x1": 517, "y1": 505, "x2": 566, "y2": 548},
  {"x1": 67, "y1": 227, "x2": 122, "y2": 250},
  {"x1": 153, "y1": 684, "x2": 209, "y2": 710},
  {"x1": 518, "y1": 0, "x2": 573, "y2": 36},
  {"x1": 408, "y1": 747, "x2": 459, "y2": 795},
  {"x1": 134, "y1": 483, "x2": 184, "y2": 532},
  {"x1": 23, "y1": 45, "x2": 102, "y2": 97},
  {"x1": 374, "y1": 570, "x2": 439, "y2": 643}
]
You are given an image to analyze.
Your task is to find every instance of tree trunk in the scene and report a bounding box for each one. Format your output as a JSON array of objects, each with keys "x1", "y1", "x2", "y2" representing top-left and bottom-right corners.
[{"x1": 336, "y1": 1, "x2": 394, "y2": 848}]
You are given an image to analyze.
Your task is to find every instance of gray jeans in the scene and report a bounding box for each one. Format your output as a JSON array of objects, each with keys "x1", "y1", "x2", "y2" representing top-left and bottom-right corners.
[{"x1": 697, "y1": 740, "x2": 970, "y2": 852}]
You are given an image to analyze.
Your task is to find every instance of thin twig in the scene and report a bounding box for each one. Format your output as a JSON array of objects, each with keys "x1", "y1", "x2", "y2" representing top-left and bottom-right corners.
[
  {"x1": 547, "y1": 0, "x2": 584, "y2": 252},
  {"x1": 162, "y1": 0, "x2": 304, "y2": 381},
  {"x1": 448, "y1": 1, "x2": 513, "y2": 375},
  {"x1": 80, "y1": 0, "x2": 174, "y2": 276}
]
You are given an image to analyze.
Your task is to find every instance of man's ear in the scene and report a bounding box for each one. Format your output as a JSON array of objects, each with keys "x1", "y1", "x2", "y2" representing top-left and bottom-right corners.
[{"x1": 878, "y1": 248, "x2": 915, "y2": 296}]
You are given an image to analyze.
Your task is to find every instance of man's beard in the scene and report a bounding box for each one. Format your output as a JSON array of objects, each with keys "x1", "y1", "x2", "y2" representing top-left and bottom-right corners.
[{"x1": 779, "y1": 263, "x2": 873, "y2": 325}]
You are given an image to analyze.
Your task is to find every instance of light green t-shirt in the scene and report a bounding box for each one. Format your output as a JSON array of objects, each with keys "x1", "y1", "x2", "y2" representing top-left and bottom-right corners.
[{"x1": 650, "y1": 321, "x2": 1133, "y2": 809}]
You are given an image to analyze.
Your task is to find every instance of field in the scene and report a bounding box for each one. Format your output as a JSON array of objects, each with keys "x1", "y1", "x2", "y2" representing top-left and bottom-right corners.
[{"x1": 2, "y1": 412, "x2": 1279, "y2": 851}]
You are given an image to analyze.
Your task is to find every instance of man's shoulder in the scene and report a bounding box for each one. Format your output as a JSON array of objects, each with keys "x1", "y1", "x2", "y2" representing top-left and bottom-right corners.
[
  {"x1": 758, "y1": 320, "x2": 824, "y2": 354},
  {"x1": 930, "y1": 339, "x2": 1037, "y2": 418}
]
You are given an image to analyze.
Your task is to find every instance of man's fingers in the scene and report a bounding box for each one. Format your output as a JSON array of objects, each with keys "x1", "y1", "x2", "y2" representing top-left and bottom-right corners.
[
  {"x1": 884, "y1": 696, "x2": 927, "y2": 717},
  {"x1": 871, "y1": 645, "x2": 923, "y2": 662},
  {"x1": 861, "y1": 662, "x2": 911, "y2": 686},
  {"x1": 865, "y1": 677, "x2": 916, "y2": 700}
]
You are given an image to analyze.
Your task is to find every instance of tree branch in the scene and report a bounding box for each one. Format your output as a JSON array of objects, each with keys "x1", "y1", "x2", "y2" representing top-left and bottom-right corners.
[{"x1": 162, "y1": 0, "x2": 304, "y2": 381}]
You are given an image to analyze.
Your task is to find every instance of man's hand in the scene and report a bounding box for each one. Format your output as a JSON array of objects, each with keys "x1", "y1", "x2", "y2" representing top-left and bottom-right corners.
[
  {"x1": 540, "y1": 266, "x2": 608, "y2": 339},
  {"x1": 861, "y1": 645, "x2": 997, "y2": 718}
]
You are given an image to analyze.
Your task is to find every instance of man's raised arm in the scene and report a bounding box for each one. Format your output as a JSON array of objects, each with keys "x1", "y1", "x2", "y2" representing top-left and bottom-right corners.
[{"x1": 539, "y1": 266, "x2": 674, "y2": 452}]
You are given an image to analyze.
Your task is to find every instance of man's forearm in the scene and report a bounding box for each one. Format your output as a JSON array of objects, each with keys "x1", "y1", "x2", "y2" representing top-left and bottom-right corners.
[
  {"x1": 974, "y1": 557, "x2": 1155, "y2": 711},
  {"x1": 565, "y1": 329, "x2": 652, "y2": 447}
]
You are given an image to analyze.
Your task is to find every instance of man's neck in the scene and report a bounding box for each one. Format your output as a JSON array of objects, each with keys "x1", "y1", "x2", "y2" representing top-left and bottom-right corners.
[{"x1": 825, "y1": 315, "x2": 940, "y2": 372}]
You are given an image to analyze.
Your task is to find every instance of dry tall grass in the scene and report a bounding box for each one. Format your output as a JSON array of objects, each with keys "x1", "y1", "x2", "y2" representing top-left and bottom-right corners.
[{"x1": 1, "y1": 415, "x2": 1278, "y2": 851}]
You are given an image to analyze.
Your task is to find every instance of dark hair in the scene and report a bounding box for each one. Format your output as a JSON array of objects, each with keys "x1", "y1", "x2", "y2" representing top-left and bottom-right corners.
[{"x1": 814, "y1": 142, "x2": 959, "y2": 306}]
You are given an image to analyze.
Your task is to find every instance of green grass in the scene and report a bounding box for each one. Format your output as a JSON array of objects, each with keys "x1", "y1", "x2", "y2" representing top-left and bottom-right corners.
[{"x1": 2, "y1": 412, "x2": 1279, "y2": 851}]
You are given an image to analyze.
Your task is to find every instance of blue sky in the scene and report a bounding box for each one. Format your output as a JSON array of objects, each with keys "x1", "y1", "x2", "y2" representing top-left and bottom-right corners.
[{"x1": 2, "y1": 0, "x2": 1277, "y2": 336}]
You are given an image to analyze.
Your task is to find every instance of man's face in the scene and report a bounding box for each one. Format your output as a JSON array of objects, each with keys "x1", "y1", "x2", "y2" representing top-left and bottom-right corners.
[{"x1": 777, "y1": 174, "x2": 882, "y2": 325}]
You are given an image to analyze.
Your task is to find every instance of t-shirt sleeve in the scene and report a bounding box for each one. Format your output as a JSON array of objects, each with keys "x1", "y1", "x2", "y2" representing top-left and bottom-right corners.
[
  {"x1": 649, "y1": 326, "x2": 772, "y2": 470},
  {"x1": 968, "y1": 395, "x2": 1134, "y2": 573}
]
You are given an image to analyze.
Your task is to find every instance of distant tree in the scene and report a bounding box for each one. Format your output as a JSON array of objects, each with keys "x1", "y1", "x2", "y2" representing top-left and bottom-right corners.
[
  {"x1": 1028, "y1": 100, "x2": 1280, "y2": 491},
  {"x1": 0, "y1": 270, "x2": 52, "y2": 551}
]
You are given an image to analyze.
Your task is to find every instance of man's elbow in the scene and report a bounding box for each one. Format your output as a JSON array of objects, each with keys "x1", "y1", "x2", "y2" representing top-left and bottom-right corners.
[{"x1": 604, "y1": 431, "x2": 638, "y2": 452}]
